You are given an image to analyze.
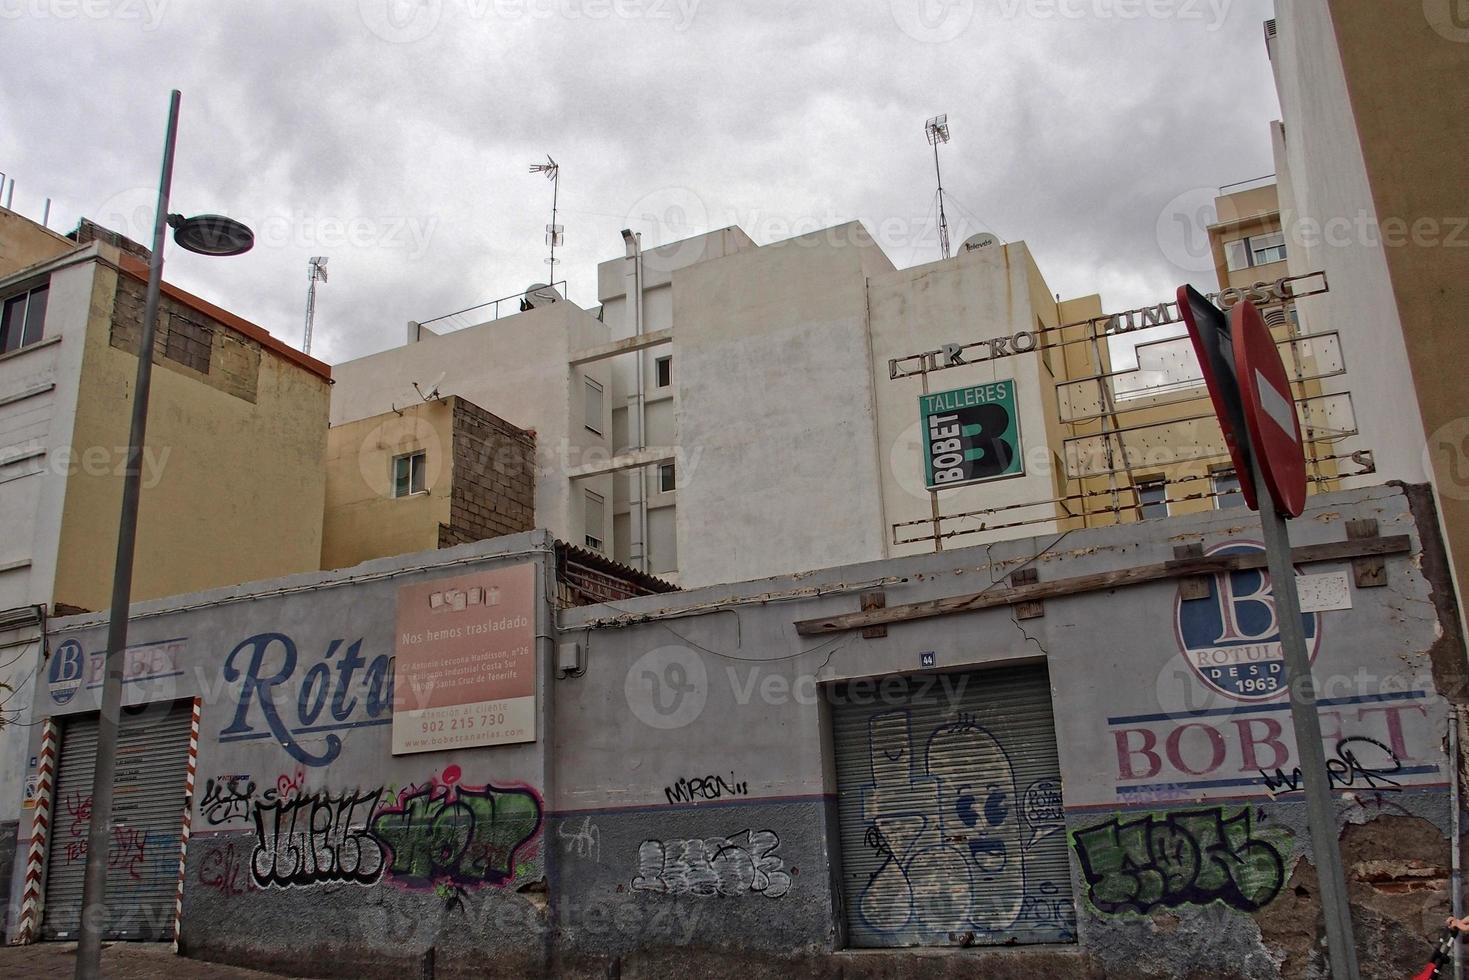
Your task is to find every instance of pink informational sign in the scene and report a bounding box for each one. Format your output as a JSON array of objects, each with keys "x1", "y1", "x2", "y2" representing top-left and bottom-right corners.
[{"x1": 392, "y1": 563, "x2": 537, "y2": 753}]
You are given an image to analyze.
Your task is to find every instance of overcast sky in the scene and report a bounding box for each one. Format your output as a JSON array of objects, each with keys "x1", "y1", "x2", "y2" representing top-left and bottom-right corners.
[{"x1": 2, "y1": 0, "x2": 1280, "y2": 365}]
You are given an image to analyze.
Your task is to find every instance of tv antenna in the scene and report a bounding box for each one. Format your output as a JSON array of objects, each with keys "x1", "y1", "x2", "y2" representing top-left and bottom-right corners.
[
  {"x1": 925, "y1": 114, "x2": 952, "y2": 260},
  {"x1": 303, "y1": 256, "x2": 328, "y2": 355},
  {"x1": 529, "y1": 155, "x2": 562, "y2": 276}
]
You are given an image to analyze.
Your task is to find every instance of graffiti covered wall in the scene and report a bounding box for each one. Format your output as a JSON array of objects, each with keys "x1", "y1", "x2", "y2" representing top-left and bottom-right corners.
[
  {"x1": 25, "y1": 533, "x2": 558, "y2": 977},
  {"x1": 15, "y1": 487, "x2": 1465, "y2": 979}
]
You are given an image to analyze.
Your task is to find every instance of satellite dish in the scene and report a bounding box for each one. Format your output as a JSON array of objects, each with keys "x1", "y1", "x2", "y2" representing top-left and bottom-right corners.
[
  {"x1": 520, "y1": 283, "x2": 562, "y2": 311},
  {"x1": 962, "y1": 233, "x2": 1001, "y2": 252}
]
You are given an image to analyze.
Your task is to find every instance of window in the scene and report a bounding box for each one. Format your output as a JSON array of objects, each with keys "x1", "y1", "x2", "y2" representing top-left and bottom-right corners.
[
  {"x1": 1137, "y1": 478, "x2": 1168, "y2": 520},
  {"x1": 655, "y1": 354, "x2": 672, "y2": 388},
  {"x1": 584, "y1": 377, "x2": 604, "y2": 434},
  {"x1": 1250, "y1": 231, "x2": 1287, "y2": 266},
  {"x1": 164, "y1": 312, "x2": 212, "y2": 374},
  {"x1": 393, "y1": 451, "x2": 427, "y2": 498},
  {"x1": 658, "y1": 462, "x2": 676, "y2": 493},
  {"x1": 1224, "y1": 239, "x2": 1251, "y2": 273},
  {"x1": 584, "y1": 490, "x2": 605, "y2": 551},
  {"x1": 0, "y1": 283, "x2": 49, "y2": 355},
  {"x1": 1211, "y1": 466, "x2": 1244, "y2": 509},
  {"x1": 1225, "y1": 233, "x2": 1287, "y2": 273}
]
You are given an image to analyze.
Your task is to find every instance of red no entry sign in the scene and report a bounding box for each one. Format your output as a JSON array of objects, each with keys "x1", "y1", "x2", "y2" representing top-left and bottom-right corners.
[{"x1": 1232, "y1": 298, "x2": 1307, "y2": 517}]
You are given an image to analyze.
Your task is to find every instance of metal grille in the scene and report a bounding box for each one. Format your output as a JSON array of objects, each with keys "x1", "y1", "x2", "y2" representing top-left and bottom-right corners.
[
  {"x1": 42, "y1": 701, "x2": 192, "y2": 940},
  {"x1": 831, "y1": 662, "x2": 1075, "y2": 947}
]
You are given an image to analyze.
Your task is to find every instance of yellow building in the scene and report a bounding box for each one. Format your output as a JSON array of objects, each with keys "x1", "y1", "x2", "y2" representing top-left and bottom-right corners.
[
  {"x1": 321, "y1": 395, "x2": 537, "y2": 571},
  {"x1": 0, "y1": 209, "x2": 333, "y2": 613}
]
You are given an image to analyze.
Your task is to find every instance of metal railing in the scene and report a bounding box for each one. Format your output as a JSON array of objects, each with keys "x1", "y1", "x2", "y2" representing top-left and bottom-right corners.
[{"x1": 417, "y1": 280, "x2": 569, "y2": 334}]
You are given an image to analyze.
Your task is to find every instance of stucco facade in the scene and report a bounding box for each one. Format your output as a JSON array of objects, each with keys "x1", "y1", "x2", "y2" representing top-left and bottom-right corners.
[{"x1": 1267, "y1": 1, "x2": 1469, "y2": 610}]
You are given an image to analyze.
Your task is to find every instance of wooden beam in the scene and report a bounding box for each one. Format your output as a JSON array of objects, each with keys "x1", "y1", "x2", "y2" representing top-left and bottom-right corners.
[
  {"x1": 793, "y1": 534, "x2": 1412, "y2": 636},
  {"x1": 569, "y1": 328, "x2": 673, "y2": 367}
]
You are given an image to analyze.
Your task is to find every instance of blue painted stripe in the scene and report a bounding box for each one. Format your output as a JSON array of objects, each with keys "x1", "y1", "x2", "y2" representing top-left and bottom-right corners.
[
  {"x1": 85, "y1": 669, "x2": 185, "y2": 690},
  {"x1": 217, "y1": 716, "x2": 391, "y2": 743},
  {"x1": 1064, "y1": 782, "x2": 1450, "y2": 813},
  {"x1": 1117, "y1": 764, "x2": 1441, "y2": 795},
  {"x1": 1106, "y1": 689, "x2": 1429, "y2": 726}
]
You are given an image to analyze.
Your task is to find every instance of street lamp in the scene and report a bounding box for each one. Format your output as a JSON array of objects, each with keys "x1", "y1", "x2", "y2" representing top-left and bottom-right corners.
[{"x1": 75, "y1": 90, "x2": 253, "y2": 980}]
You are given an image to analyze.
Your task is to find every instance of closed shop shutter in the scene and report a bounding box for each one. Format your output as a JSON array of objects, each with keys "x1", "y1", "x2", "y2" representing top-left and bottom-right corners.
[
  {"x1": 831, "y1": 662, "x2": 1075, "y2": 948},
  {"x1": 42, "y1": 701, "x2": 191, "y2": 941}
]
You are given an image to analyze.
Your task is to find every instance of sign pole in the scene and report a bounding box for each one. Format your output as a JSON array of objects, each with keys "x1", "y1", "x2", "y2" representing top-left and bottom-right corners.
[{"x1": 1249, "y1": 451, "x2": 1360, "y2": 980}]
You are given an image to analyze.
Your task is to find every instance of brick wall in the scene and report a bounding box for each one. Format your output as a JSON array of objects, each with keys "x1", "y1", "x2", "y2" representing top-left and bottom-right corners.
[
  {"x1": 437, "y1": 397, "x2": 536, "y2": 548},
  {"x1": 110, "y1": 272, "x2": 261, "y2": 402}
]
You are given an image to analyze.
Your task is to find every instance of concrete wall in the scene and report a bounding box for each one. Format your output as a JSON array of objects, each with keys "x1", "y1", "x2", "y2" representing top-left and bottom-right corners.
[
  {"x1": 48, "y1": 257, "x2": 331, "y2": 612},
  {"x1": 0, "y1": 207, "x2": 76, "y2": 280},
  {"x1": 16, "y1": 531, "x2": 560, "y2": 965},
  {"x1": 1269, "y1": 2, "x2": 1424, "y2": 490},
  {"x1": 670, "y1": 223, "x2": 893, "y2": 587},
  {"x1": 11, "y1": 484, "x2": 1463, "y2": 977},
  {"x1": 331, "y1": 302, "x2": 614, "y2": 559},
  {"x1": 0, "y1": 252, "x2": 92, "y2": 610},
  {"x1": 1323, "y1": 0, "x2": 1469, "y2": 627}
]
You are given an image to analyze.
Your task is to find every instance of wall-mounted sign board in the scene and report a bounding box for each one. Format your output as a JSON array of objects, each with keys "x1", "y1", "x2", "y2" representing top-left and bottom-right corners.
[{"x1": 920, "y1": 379, "x2": 1023, "y2": 490}]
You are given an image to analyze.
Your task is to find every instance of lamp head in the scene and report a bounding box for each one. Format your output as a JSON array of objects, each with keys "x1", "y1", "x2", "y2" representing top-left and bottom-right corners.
[{"x1": 167, "y1": 213, "x2": 254, "y2": 256}]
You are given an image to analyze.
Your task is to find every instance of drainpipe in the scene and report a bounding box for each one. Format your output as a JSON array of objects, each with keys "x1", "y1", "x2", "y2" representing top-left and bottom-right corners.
[
  {"x1": 1452, "y1": 707, "x2": 1463, "y2": 980},
  {"x1": 620, "y1": 229, "x2": 648, "y2": 573}
]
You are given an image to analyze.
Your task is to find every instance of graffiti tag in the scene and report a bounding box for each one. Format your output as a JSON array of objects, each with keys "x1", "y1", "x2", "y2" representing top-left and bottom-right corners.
[
  {"x1": 663, "y1": 772, "x2": 749, "y2": 805},
  {"x1": 1259, "y1": 735, "x2": 1404, "y2": 796},
  {"x1": 250, "y1": 789, "x2": 386, "y2": 887},
  {"x1": 632, "y1": 829, "x2": 791, "y2": 898},
  {"x1": 369, "y1": 782, "x2": 542, "y2": 888},
  {"x1": 1072, "y1": 806, "x2": 1288, "y2": 914}
]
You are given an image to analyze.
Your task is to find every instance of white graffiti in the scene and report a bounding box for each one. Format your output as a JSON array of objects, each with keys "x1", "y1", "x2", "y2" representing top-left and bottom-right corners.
[
  {"x1": 632, "y1": 829, "x2": 791, "y2": 899},
  {"x1": 557, "y1": 816, "x2": 601, "y2": 861}
]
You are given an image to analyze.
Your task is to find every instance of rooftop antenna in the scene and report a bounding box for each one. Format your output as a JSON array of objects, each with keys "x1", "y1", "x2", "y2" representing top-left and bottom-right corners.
[
  {"x1": 529, "y1": 155, "x2": 562, "y2": 278},
  {"x1": 303, "y1": 256, "x2": 328, "y2": 355},
  {"x1": 925, "y1": 114, "x2": 952, "y2": 260}
]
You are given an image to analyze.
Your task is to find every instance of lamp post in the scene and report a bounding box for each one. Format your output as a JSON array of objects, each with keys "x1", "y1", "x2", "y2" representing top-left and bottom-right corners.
[{"x1": 75, "y1": 89, "x2": 253, "y2": 980}]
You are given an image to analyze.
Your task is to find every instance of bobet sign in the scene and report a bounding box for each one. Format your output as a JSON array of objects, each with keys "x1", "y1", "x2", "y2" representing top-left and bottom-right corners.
[{"x1": 920, "y1": 380, "x2": 1024, "y2": 490}]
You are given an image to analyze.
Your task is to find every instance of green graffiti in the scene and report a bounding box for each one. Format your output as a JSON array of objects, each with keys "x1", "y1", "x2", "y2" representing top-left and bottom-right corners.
[
  {"x1": 1071, "y1": 806, "x2": 1289, "y2": 915},
  {"x1": 369, "y1": 783, "x2": 542, "y2": 887}
]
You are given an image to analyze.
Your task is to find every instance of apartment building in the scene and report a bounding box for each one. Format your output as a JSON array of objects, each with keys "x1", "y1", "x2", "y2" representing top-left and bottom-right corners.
[
  {"x1": 1264, "y1": 2, "x2": 1469, "y2": 602},
  {"x1": 327, "y1": 289, "x2": 616, "y2": 565},
  {"x1": 0, "y1": 206, "x2": 333, "y2": 918}
]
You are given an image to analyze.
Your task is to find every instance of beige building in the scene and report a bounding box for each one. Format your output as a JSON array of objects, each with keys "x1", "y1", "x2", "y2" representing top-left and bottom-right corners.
[
  {"x1": 0, "y1": 213, "x2": 332, "y2": 613},
  {"x1": 327, "y1": 292, "x2": 616, "y2": 565},
  {"x1": 322, "y1": 395, "x2": 537, "y2": 570}
]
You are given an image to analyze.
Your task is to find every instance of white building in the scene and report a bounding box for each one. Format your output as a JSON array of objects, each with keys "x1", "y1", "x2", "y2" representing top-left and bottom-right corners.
[{"x1": 592, "y1": 223, "x2": 1098, "y2": 587}]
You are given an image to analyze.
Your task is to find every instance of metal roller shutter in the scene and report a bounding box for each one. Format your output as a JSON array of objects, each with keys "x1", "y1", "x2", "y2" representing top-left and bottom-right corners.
[
  {"x1": 42, "y1": 701, "x2": 191, "y2": 941},
  {"x1": 831, "y1": 662, "x2": 1076, "y2": 948}
]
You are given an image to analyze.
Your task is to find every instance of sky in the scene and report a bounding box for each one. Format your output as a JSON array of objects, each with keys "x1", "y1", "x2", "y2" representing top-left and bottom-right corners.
[{"x1": 1, "y1": 0, "x2": 1281, "y2": 366}]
